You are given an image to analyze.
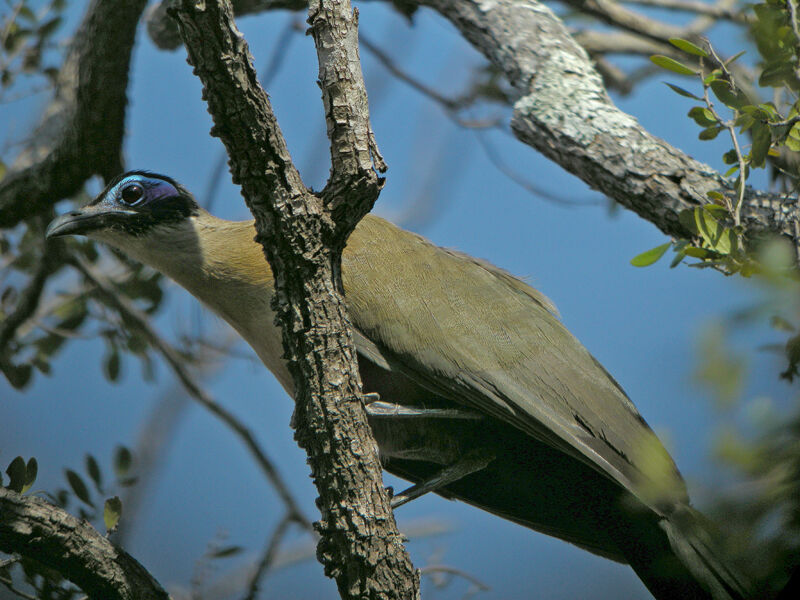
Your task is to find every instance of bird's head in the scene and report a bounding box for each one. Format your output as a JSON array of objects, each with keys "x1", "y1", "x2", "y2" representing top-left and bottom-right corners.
[{"x1": 46, "y1": 171, "x2": 199, "y2": 242}]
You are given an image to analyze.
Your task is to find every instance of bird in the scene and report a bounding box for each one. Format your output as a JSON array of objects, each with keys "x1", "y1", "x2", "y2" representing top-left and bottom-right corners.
[{"x1": 46, "y1": 171, "x2": 749, "y2": 600}]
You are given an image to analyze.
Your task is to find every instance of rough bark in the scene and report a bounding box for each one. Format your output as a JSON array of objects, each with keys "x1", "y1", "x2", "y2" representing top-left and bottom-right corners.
[
  {"x1": 170, "y1": 1, "x2": 419, "y2": 599},
  {"x1": 0, "y1": 488, "x2": 168, "y2": 600},
  {"x1": 420, "y1": 0, "x2": 797, "y2": 245},
  {"x1": 0, "y1": 0, "x2": 148, "y2": 228}
]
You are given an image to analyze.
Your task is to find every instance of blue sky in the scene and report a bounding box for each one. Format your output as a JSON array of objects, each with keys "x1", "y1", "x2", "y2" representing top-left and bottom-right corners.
[{"x1": 0, "y1": 3, "x2": 790, "y2": 598}]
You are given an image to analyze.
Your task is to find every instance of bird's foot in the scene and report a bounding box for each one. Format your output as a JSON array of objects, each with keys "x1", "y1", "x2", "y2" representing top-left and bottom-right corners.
[
  {"x1": 364, "y1": 400, "x2": 483, "y2": 420},
  {"x1": 390, "y1": 449, "x2": 496, "y2": 509}
]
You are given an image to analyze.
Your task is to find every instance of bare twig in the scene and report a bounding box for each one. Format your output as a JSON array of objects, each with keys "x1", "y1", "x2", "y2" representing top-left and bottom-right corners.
[
  {"x1": 0, "y1": 242, "x2": 63, "y2": 353},
  {"x1": 572, "y1": 29, "x2": 671, "y2": 57},
  {"x1": 475, "y1": 133, "x2": 602, "y2": 207},
  {"x1": 243, "y1": 512, "x2": 295, "y2": 600},
  {"x1": 591, "y1": 54, "x2": 633, "y2": 94},
  {"x1": 622, "y1": 0, "x2": 748, "y2": 22},
  {"x1": 562, "y1": 0, "x2": 689, "y2": 44},
  {"x1": 360, "y1": 33, "x2": 461, "y2": 111},
  {"x1": 359, "y1": 32, "x2": 502, "y2": 129},
  {"x1": 420, "y1": 564, "x2": 491, "y2": 593}
]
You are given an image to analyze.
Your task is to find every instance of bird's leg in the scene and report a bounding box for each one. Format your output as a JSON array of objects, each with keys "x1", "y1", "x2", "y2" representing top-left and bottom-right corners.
[
  {"x1": 363, "y1": 396, "x2": 494, "y2": 504},
  {"x1": 389, "y1": 449, "x2": 496, "y2": 508},
  {"x1": 364, "y1": 398, "x2": 484, "y2": 421}
]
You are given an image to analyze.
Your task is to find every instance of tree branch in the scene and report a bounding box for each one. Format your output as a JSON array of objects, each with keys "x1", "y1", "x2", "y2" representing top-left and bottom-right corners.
[
  {"x1": 621, "y1": 0, "x2": 749, "y2": 22},
  {"x1": 146, "y1": 0, "x2": 305, "y2": 50},
  {"x1": 0, "y1": 487, "x2": 168, "y2": 600},
  {"x1": 169, "y1": 1, "x2": 418, "y2": 598},
  {"x1": 561, "y1": 0, "x2": 694, "y2": 44},
  {"x1": 0, "y1": 240, "x2": 63, "y2": 353},
  {"x1": 421, "y1": 0, "x2": 798, "y2": 248},
  {"x1": 146, "y1": 0, "x2": 799, "y2": 251},
  {"x1": 0, "y1": 0, "x2": 148, "y2": 228}
]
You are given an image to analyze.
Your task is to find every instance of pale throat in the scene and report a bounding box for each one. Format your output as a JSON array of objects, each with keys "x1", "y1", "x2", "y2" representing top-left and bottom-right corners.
[{"x1": 92, "y1": 215, "x2": 295, "y2": 394}]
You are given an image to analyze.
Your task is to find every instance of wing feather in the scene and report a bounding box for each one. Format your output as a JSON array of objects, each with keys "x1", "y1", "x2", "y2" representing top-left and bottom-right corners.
[{"x1": 344, "y1": 216, "x2": 688, "y2": 512}]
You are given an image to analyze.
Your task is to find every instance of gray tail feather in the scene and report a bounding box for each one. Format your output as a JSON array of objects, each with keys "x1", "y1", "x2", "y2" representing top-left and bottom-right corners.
[{"x1": 610, "y1": 503, "x2": 751, "y2": 600}]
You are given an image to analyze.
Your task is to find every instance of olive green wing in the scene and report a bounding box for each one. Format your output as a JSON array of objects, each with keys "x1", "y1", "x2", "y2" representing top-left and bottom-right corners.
[{"x1": 344, "y1": 216, "x2": 687, "y2": 513}]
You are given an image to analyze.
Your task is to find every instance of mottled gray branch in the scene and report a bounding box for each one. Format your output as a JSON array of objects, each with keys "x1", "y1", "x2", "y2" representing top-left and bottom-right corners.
[
  {"x1": 0, "y1": 0, "x2": 148, "y2": 228},
  {"x1": 421, "y1": 0, "x2": 797, "y2": 246},
  {"x1": 170, "y1": 1, "x2": 418, "y2": 598},
  {"x1": 0, "y1": 487, "x2": 168, "y2": 600}
]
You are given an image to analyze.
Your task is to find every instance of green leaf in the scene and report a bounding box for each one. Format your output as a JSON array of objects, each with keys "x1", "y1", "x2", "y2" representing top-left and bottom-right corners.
[
  {"x1": 2, "y1": 362, "x2": 32, "y2": 389},
  {"x1": 709, "y1": 81, "x2": 746, "y2": 110},
  {"x1": 758, "y1": 103, "x2": 780, "y2": 121},
  {"x1": 104, "y1": 496, "x2": 122, "y2": 532},
  {"x1": 722, "y1": 149, "x2": 739, "y2": 165},
  {"x1": 664, "y1": 83, "x2": 701, "y2": 100},
  {"x1": 65, "y1": 469, "x2": 94, "y2": 507},
  {"x1": 23, "y1": 457, "x2": 37, "y2": 493},
  {"x1": 631, "y1": 242, "x2": 672, "y2": 267},
  {"x1": 734, "y1": 113, "x2": 755, "y2": 132},
  {"x1": 669, "y1": 250, "x2": 687, "y2": 268},
  {"x1": 688, "y1": 106, "x2": 718, "y2": 127},
  {"x1": 679, "y1": 209, "x2": 699, "y2": 234},
  {"x1": 5, "y1": 457, "x2": 26, "y2": 493},
  {"x1": 684, "y1": 246, "x2": 715, "y2": 259},
  {"x1": 750, "y1": 123, "x2": 772, "y2": 167},
  {"x1": 37, "y1": 16, "x2": 62, "y2": 39},
  {"x1": 114, "y1": 446, "x2": 133, "y2": 477},
  {"x1": 18, "y1": 6, "x2": 36, "y2": 20},
  {"x1": 103, "y1": 348, "x2": 120, "y2": 382},
  {"x1": 723, "y1": 164, "x2": 740, "y2": 177},
  {"x1": 209, "y1": 546, "x2": 244, "y2": 559},
  {"x1": 760, "y1": 61, "x2": 795, "y2": 87},
  {"x1": 725, "y1": 50, "x2": 746, "y2": 67},
  {"x1": 650, "y1": 55, "x2": 696, "y2": 76},
  {"x1": 699, "y1": 126, "x2": 722, "y2": 140},
  {"x1": 694, "y1": 208, "x2": 734, "y2": 255},
  {"x1": 86, "y1": 454, "x2": 102, "y2": 492},
  {"x1": 702, "y1": 204, "x2": 729, "y2": 218},
  {"x1": 706, "y1": 190, "x2": 726, "y2": 203},
  {"x1": 786, "y1": 137, "x2": 800, "y2": 152},
  {"x1": 668, "y1": 38, "x2": 708, "y2": 57}
]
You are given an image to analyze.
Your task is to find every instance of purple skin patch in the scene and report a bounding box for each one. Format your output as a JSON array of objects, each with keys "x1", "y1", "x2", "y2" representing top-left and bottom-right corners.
[{"x1": 109, "y1": 175, "x2": 178, "y2": 206}]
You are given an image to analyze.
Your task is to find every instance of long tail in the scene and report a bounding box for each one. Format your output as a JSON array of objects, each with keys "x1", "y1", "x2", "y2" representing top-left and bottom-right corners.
[{"x1": 610, "y1": 503, "x2": 751, "y2": 600}]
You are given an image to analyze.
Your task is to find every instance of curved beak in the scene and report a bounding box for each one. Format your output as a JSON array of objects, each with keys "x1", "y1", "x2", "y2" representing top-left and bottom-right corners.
[{"x1": 45, "y1": 206, "x2": 136, "y2": 239}]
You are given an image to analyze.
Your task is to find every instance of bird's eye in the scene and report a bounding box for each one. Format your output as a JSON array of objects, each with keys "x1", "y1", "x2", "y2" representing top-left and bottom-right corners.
[{"x1": 120, "y1": 183, "x2": 144, "y2": 205}]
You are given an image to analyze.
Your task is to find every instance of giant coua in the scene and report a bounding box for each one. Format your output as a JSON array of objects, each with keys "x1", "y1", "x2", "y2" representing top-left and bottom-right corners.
[{"x1": 46, "y1": 171, "x2": 749, "y2": 600}]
